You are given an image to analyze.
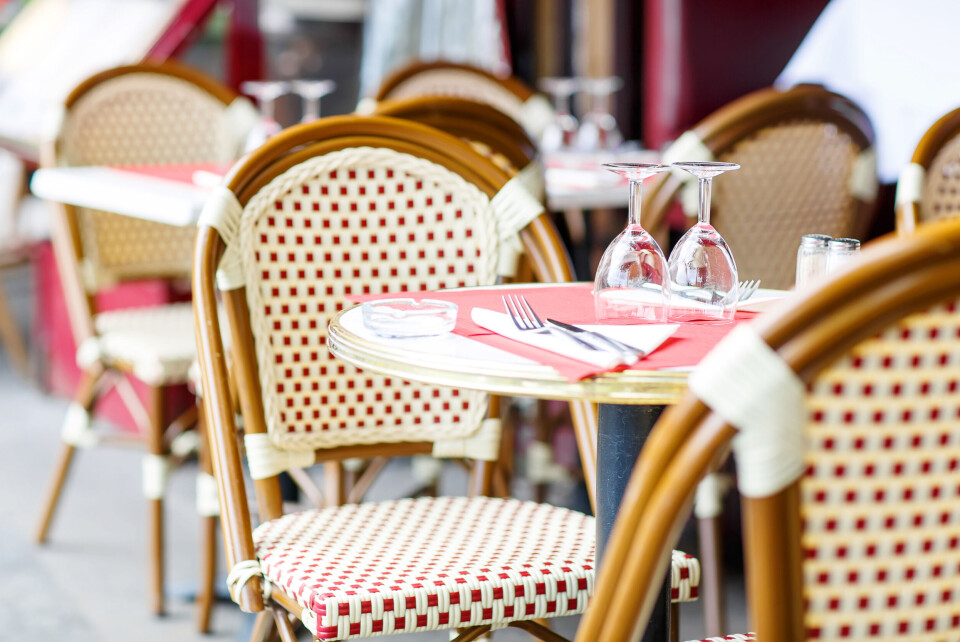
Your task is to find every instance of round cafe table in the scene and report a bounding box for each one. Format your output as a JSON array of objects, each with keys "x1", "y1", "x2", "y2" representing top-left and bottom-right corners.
[{"x1": 328, "y1": 289, "x2": 695, "y2": 642}]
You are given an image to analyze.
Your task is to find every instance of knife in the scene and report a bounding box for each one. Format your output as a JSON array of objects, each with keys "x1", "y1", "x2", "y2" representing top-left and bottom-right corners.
[{"x1": 545, "y1": 318, "x2": 647, "y2": 360}]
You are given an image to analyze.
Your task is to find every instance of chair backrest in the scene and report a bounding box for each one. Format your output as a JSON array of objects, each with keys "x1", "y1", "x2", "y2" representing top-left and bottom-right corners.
[
  {"x1": 366, "y1": 60, "x2": 553, "y2": 140},
  {"x1": 372, "y1": 95, "x2": 538, "y2": 178},
  {"x1": 576, "y1": 217, "x2": 960, "y2": 641},
  {"x1": 193, "y1": 115, "x2": 576, "y2": 611},
  {"x1": 47, "y1": 60, "x2": 253, "y2": 339},
  {"x1": 644, "y1": 85, "x2": 877, "y2": 290},
  {"x1": 895, "y1": 107, "x2": 960, "y2": 234}
]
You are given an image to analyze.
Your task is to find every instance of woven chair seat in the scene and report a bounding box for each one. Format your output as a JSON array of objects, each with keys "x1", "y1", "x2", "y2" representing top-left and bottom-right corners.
[
  {"x1": 251, "y1": 496, "x2": 700, "y2": 639},
  {"x1": 77, "y1": 302, "x2": 196, "y2": 385},
  {"x1": 686, "y1": 634, "x2": 756, "y2": 642}
]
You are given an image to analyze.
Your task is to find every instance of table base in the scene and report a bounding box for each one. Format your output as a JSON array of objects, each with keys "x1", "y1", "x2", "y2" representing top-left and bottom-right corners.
[{"x1": 597, "y1": 403, "x2": 670, "y2": 642}]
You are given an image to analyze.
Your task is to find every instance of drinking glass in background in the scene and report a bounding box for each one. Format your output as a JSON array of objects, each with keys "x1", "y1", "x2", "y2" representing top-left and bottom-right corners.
[
  {"x1": 594, "y1": 162, "x2": 672, "y2": 322},
  {"x1": 826, "y1": 237, "x2": 861, "y2": 273},
  {"x1": 576, "y1": 76, "x2": 623, "y2": 151},
  {"x1": 291, "y1": 79, "x2": 336, "y2": 124},
  {"x1": 796, "y1": 233, "x2": 831, "y2": 288},
  {"x1": 538, "y1": 77, "x2": 580, "y2": 152},
  {"x1": 241, "y1": 80, "x2": 291, "y2": 151},
  {"x1": 667, "y1": 162, "x2": 741, "y2": 324}
]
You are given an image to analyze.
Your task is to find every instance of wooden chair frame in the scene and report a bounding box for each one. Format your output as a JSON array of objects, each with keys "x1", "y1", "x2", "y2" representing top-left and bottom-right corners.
[
  {"x1": 895, "y1": 106, "x2": 960, "y2": 234},
  {"x1": 575, "y1": 217, "x2": 960, "y2": 641},
  {"x1": 374, "y1": 60, "x2": 536, "y2": 104},
  {"x1": 643, "y1": 84, "x2": 877, "y2": 250},
  {"x1": 36, "y1": 60, "x2": 241, "y2": 625},
  {"x1": 372, "y1": 95, "x2": 537, "y2": 174},
  {"x1": 194, "y1": 115, "x2": 587, "y2": 640}
]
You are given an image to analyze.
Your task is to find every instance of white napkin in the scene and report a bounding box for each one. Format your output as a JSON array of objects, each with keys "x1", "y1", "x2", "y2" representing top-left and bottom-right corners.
[{"x1": 471, "y1": 308, "x2": 678, "y2": 369}]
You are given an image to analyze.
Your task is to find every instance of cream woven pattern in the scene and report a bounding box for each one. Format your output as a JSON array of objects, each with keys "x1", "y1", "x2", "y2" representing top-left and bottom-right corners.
[
  {"x1": 714, "y1": 121, "x2": 863, "y2": 290},
  {"x1": 921, "y1": 134, "x2": 960, "y2": 224},
  {"x1": 385, "y1": 70, "x2": 524, "y2": 126},
  {"x1": 238, "y1": 148, "x2": 499, "y2": 452},
  {"x1": 59, "y1": 73, "x2": 238, "y2": 288},
  {"x1": 78, "y1": 302, "x2": 196, "y2": 385},
  {"x1": 686, "y1": 635, "x2": 756, "y2": 642},
  {"x1": 802, "y1": 300, "x2": 960, "y2": 639}
]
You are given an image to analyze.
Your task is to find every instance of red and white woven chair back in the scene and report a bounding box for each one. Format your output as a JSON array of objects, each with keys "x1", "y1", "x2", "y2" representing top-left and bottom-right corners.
[
  {"x1": 58, "y1": 70, "x2": 241, "y2": 290},
  {"x1": 235, "y1": 147, "x2": 500, "y2": 452},
  {"x1": 711, "y1": 120, "x2": 871, "y2": 290},
  {"x1": 801, "y1": 298, "x2": 960, "y2": 638}
]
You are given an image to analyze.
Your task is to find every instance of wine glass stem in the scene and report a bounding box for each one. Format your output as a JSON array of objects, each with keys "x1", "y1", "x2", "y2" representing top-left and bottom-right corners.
[
  {"x1": 628, "y1": 178, "x2": 643, "y2": 227},
  {"x1": 303, "y1": 97, "x2": 320, "y2": 121},
  {"x1": 698, "y1": 176, "x2": 712, "y2": 225}
]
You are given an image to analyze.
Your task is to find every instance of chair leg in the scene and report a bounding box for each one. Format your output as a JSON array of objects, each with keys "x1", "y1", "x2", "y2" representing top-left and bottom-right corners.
[
  {"x1": 670, "y1": 603, "x2": 680, "y2": 642},
  {"x1": 0, "y1": 273, "x2": 28, "y2": 376},
  {"x1": 271, "y1": 606, "x2": 299, "y2": 642},
  {"x1": 697, "y1": 515, "x2": 726, "y2": 637},
  {"x1": 249, "y1": 610, "x2": 275, "y2": 642},
  {"x1": 34, "y1": 368, "x2": 101, "y2": 542},
  {"x1": 507, "y1": 620, "x2": 569, "y2": 641},
  {"x1": 196, "y1": 407, "x2": 218, "y2": 633},
  {"x1": 146, "y1": 384, "x2": 169, "y2": 616}
]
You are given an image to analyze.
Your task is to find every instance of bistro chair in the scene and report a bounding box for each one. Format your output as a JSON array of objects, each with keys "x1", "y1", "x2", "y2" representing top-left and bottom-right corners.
[
  {"x1": 577, "y1": 216, "x2": 960, "y2": 641},
  {"x1": 359, "y1": 60, "x2": 555, "y2": 142},
  {"x1": 34, "y1": 60, "x2": 257, "y2": 622},
  {"x1": 193, "y1": 114, "x2": 701, "y2": 640},
  {"x1": 895, "y1": 106, "x2": 960, "y2": 234},
  {"x1": 372, "y1": 95, "x2": 583, "y2": 501},
  {"x1": 644, "y1": 84, "x2": 878, "y2": 290}
]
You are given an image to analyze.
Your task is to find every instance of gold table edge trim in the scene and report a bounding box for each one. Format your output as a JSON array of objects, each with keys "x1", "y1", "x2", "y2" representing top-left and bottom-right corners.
[{"x1": 327, "y1": 309, "x2": 688, "y2": 406}]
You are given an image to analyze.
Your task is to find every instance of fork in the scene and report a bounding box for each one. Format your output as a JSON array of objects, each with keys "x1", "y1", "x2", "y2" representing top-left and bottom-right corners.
[
  {"x1": 738, "y1": 279, "x2": 761, "y2": 302},
  {"x1": 502, "y1": 294, "x2": 602, "y2": 351}
]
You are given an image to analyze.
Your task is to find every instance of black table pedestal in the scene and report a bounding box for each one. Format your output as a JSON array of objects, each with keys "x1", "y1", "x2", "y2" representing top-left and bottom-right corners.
[{"x1": 597, "y1": 403, "x2": 670, "y2": 642}]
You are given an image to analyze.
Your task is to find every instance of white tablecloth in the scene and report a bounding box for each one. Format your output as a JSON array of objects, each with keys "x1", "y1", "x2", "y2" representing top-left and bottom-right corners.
[{"x1": 777, "y1": 0, "x2": 960, "y2": 183}]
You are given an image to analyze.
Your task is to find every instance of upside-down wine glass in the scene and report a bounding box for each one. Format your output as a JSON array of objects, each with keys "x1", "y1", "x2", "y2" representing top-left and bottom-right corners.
[
  {"x1": 291, "y1": 79, "x2": 336, "y2": 123},
  {"x1": 538, "y1": 77, "x2": 580, "y2": 152},
  {"x1": 594, "y1": 163, "x2": 672, "y2": 321},
  {"x1": 667, "y1": 161, "x2": 740, "y2": 323},
  {"x1": 576, "y1": 76, "x2": 623, "y2": 151},
  {"x1": 241, "y1": 80, "x2": 291, "y2": 151}
]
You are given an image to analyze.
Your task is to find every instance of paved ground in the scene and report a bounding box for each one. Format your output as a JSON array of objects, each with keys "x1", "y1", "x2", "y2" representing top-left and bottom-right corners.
[{"x1": 0, "y1": 262, "x2": 746, "y2": 641}]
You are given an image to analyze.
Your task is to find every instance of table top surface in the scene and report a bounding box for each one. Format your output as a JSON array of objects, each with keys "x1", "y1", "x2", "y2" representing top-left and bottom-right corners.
[
  {"x1": 30, "y1": 147, "x2": 658, "y2": 224},
  {"x1": 328, "y1": 300, "x2": 690, "y2": 407}
]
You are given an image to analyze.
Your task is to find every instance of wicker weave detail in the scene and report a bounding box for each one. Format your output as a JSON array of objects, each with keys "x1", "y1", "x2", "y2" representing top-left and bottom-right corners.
[
  {"x1": 714, "y1": 121, "x2": 863, "y2": 290},
  {"x1": 685, "y1": 634, "x2": 756, "y2": 642},
  {"x1": 76, "y1": 302, "x2": 196, "y2": 385},
  {"x1": 258, "y1": 496, "x2": 605, "y2": 640},
  {"x1": 386, "y1": 70, "x2": 525, "y2": 126},
  {"x1": 59, "y1": 73, "x2": 239, "y2": 287},
  {"x1": 802, "y1": 299, "x2": 960, "y2": 639},
  {"x1": 237, "y1": 148, "x2": 500, "y2": 452},
  {"x1": 921, "y1": 134, "x2": 960, "y2": 224}
]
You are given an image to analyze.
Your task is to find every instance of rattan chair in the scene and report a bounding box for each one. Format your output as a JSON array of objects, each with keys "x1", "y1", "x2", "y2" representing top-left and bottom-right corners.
[
  {"x1": 644, "y1": 84, "x2": 878, "y2": 290},
  {"x1": 371, "y1": 95, "x2": 585, "y2": 501},
  {"x1": 34, "y1": 60, "x2": 257, "y2": 622},
  {"x1": 193, "y1": 114, "x2": 701, "y2": 641},
  {"x1": 360, "y1": 60, "x2": 554, "y2": 142},
  {"x1": 895, "y1": 106, "x2": 960, "y2": 234},
  {"x1": 577, "y1": 216, "x2": 960, "y2": 641}
]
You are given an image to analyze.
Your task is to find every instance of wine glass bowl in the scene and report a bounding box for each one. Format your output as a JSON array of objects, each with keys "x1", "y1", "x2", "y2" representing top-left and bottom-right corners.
[
  {"x1": 538, "y1": 77, "x2": 580, "y2": 152},
  {"x1": 667, "y1": 161, "x2": 741, "y2": 323},
  {"x1": 241, "y1": 80, "x2": 291, "y2": 150},
  {"x1": 290, "y1": 79, "x2": 336, "y2": 123},
  {"x1": 576, "y1": 76, "x2": 623, "y2": 151},
  {"x1": 594, "y1": 162, "x2": 672, "y2": 322}
]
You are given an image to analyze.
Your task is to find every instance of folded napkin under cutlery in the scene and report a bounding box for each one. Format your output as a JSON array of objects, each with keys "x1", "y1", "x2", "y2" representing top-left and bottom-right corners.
[{"x1": 471, "y1": 308, "x2": 679, "y2": 369}]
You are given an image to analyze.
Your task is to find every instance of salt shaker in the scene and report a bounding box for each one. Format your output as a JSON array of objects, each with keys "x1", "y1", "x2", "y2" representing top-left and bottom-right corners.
[
  {"x1": 796, "y1": 234, "x2": 831, "y2": 288},
  {"x1": 826, "y1": 237, "x2": 861, "y2": 273}
]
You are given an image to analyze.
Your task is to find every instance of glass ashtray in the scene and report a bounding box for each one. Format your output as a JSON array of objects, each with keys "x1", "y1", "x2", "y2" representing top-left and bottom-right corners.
[{"x1": 361, "y1": 299, "x2": 458, "y2": 338}]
